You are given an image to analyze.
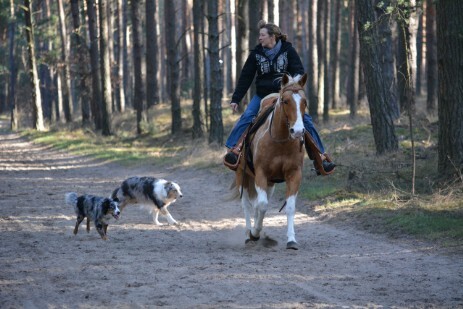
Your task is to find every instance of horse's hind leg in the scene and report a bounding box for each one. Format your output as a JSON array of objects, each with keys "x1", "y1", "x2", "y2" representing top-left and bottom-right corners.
[{"x1": 241, "y1": 190, "x2": 259, "y2": 242}]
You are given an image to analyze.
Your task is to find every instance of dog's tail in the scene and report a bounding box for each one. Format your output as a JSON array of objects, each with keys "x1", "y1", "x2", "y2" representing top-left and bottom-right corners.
[
  {"x1": 111, "y1": 188, "x2": 120, "y2": 202},
  {"x1": 65, "y1": 192, "x2": 78, "y2": 207}
]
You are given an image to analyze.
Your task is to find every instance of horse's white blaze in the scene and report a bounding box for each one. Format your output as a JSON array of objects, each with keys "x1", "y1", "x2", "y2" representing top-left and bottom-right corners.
[
  {"x1": 285, "y1": 194, "x2": 298, "y2": 243},
  {"x1": 291, "y1": 93, "x2": 305, "y2": 137}
]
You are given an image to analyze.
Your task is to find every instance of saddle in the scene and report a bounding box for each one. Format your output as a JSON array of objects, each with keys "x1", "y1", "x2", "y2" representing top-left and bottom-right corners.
[{"x1": 223, "y1": 96, "x2": 277, "y2": 171}]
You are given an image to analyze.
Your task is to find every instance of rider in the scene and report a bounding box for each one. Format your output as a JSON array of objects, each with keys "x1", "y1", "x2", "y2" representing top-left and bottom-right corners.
[{"x1": 224, "y1": 20, "x2": 335, "y2": 175}]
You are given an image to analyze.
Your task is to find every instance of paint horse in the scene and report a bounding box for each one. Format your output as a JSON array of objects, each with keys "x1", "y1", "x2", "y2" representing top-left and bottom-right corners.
[{"x1": 234, "y1": 73, "x2": 308, "y2": 250}]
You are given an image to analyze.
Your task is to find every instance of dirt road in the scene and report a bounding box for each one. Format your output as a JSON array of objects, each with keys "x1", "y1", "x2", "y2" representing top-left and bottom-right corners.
[{"x1": 1, "y1": 125, "x2": 462, "y2": 308}]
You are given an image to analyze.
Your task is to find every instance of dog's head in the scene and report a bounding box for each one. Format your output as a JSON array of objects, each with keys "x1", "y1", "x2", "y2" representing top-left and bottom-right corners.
[
  {"x1": 164, "y1": 181, "x2": 183, "y2": 201},
  {"x1": 102, "y1": 198, "x2": 121, "y2": 220}
]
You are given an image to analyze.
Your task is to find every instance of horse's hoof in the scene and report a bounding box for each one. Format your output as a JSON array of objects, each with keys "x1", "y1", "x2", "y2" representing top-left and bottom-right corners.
[
  {"x1": 286, "y1": 241, "x2": 298, "y2": 250},
  {"x1": 249, "y1": 233, "x2": 260, "y2": 241}
]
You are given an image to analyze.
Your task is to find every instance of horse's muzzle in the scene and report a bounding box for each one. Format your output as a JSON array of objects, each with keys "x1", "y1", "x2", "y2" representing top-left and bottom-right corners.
[{"x1": 290, "y1": 128, "x2": 305, "y2": 139}]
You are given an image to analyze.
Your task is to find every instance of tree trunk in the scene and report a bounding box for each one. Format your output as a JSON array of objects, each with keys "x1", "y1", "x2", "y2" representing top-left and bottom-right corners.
[
  {"x1": 207, "y1": 0, "x2": 223, "y2": 144},
  {"x1": 356, "y1": 0, "x2": 398, "y2": 154},
  {"x1": 396, "y1": 1, "x2": 416, "y2": 115},
  {"x1": 8, "y1": 0, "x2": 18, "y2": 130},
  {"x1": 235, "y1": 0, "x2": 248, "y2": 107},
  {"x1": 330, "y1": 0, "x2": 341, "y2": 110},
  {"x1": 131, "y1": 0, "x2": 144, "y2": 135},
  {"x1": 436, "y1": 0, "x2": 463, "y2": 179},
  {"x1": 267, "y1": 0, "x2": 274, "y2": 22},
  {"x1": 146, "y1": 0, "x2": 159, "y2": 109},
  {"x1": 114, "y1": 0, "x2": 126, "y2": 112},
  {"x1": 86, "y1": 0, "x2": 102, "y2": 130},
  {"x1": 57, "y1": 0, "x2": 73, "y2": 122},
  {"x1": 346, "y1": 0, "x2": 358, "y2": 118},
  {"x1": 415, "y1": 2, "x2": 424, "y2": 96},
  {"x1": 23, "y1": 0, "x2": 45, "y2": 131},
  {"x1": 426, "y1": 0, "x2": 437, "y2": 114},
  {"x1": 323, "y1": 0, "x2": 331, "y2": 122},
  {"x1": 165, "y1": 0, "x2": 182, "y2": 134},
  {"x1": 376, "y1": 0, "x2": 400, "y2": 119},
  {"x1": 192, "y1": 0, "x2": 204, "y2": 139},
  {"x1": 70, "y1": 0, "x2": 91, "y2": 126},
  {"x1": 307, "y1": 0, "x2": 318, "y2": 121},
  {"x1": 316, "y1": 0, "x2": 325, "y2": 116},
  {"x1": 99, "y1": 0, "x2": 112, "y2": 135}
]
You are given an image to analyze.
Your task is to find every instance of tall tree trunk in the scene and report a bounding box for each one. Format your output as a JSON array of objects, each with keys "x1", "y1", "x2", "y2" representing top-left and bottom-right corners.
[
  {"x1": 307, "y1": 0, "x2": 318, "y2": 121},
  {"x1": 70, "y1": 0, "x2": 91, "y2": 126},
  {"x1": 86, "y1": 0, "x2": 102, "y2": 130},
  {"x1": 207, "y1": 0, "x2": 223, "y2": 144},
  {"x1": 146, "y1": 0, "x2": 159, "y2": 109},
  {"x1": 436, "y1": 0, "x2": 463, "y2": 179},
  {"x1": 99, "y1": 0, "x2": 112, "y2": 135},
  {"x1": 323, "y1": 0, "x2": 331, "y2": 122},
  {"x1": 267, "y1": 0, "x2": 274, "y2": 22},
  {"x1": 415, "y1": 2, "x2": 424, "y2": 96},
  {"x1": 114, "y1": 0, "x2": 126, "y2": 112},
  {"x1": 235, "y1": 0, "x2": 248, "y2": 107},
  {"x1": 376, "y1": 0, "x2": 400, "y2": 119},
  {"x1": 346, "y1": 0, "x2": 358, "y2": 118},
  {"x1": 192, "y1": 0, "x2": 204, "y2": 139},
  {"x1": 165, "y1": 0, "x2": 182, "y2": 134},
  {"x1": 57, "y1": 0, "x2": 73, "y2": 122},
  {"x1": 396, "y1": 1, "x2": 416, "y2": 114},
  {"x1": 316, "y1": 0, "x2": 325, "y2": 116},
  {"x1": 201, "y1": 1, "x2": 209, "y2": 130},
  {"x1": 23, "y1": 0, "x2": 45, "y2": 131},
  {"x1": 330, "y1": 0, "x2": 341, "y2": 110},
  {"x1": 131, "y1": 0, "x2": 144, "y2": 135},
  {"x1": 39, "y1": 0, "x2": 53, "y2": 123},
  {"x1": 356, "y1": 0, "x2": 398, "y2": 154},
  {"x1": 123, "y1": 0, "x2": 131, "y2": 107},
  {"x1": 8, "y1": 0, "x2": 18, "y2": 130},
  {"x1": 425, "y1": 0, "x2": 437, "y2": 114},
  {"x1": 248, "y1": 0, "x2": 259, "y2": 99}
]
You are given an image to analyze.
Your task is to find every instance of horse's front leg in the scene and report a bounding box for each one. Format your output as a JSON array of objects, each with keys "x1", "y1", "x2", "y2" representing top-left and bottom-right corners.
[
  {"x1": 253, "y1": 173, "x2": 272, "y2": 240},
  {"x1": 285, "y1": 169, "x2": 302, "y2": 250}
]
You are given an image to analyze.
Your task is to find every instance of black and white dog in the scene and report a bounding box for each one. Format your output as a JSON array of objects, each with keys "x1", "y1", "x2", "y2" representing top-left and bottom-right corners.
[
  {"x1": 111, "y1": 176, "x2": 183, "y2": 225},
  {"x1": 65, "y1": 192, "x2": 121, "y2": 240}
]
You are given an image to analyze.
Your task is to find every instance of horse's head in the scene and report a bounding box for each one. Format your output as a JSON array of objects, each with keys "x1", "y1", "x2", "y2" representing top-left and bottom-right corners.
[{"x1": 279, "y1": 74, "x2": 308, "y2": 139}]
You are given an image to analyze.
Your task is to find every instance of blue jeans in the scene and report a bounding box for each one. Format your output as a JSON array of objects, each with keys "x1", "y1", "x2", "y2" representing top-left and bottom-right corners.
[{"x1": 225, "y1": 95, "x2": 325, "y2": 154}]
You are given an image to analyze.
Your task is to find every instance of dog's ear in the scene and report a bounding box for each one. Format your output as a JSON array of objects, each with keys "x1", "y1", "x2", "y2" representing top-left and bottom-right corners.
[
  {"x1": 102, "y1": 199, "x2": 111, "y2": 213},
  {"x1": 164, "y1": 182, "x2": 173, "y2": 192}
]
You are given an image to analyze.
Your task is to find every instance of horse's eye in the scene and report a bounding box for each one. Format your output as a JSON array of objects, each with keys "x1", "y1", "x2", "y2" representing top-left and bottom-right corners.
[{"x1": 281, "y1": 99, "x2": 287, "y2": 104}]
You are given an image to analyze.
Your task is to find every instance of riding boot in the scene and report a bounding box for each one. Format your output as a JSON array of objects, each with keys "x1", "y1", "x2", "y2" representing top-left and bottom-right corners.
[
  {"x1": 223, "y1": 129, "x2": 248, "y2": 171},
  {"x1": 304, "y1": 131, "x2": 336, "y2": 176}
]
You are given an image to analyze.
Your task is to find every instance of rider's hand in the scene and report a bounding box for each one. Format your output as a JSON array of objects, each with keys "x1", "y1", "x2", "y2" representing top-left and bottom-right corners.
[{"x1": 230, "y1": 102, "x2": 239, "y2": 113}]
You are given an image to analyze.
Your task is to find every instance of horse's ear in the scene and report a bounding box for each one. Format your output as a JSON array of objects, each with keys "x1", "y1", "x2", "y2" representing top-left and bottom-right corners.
[
  {"x1": 282, "y1": 74, "x2": 289, "y2": 86},
  {"x1": 298, "y1": 73, "x2": 308, "y2": 87}
]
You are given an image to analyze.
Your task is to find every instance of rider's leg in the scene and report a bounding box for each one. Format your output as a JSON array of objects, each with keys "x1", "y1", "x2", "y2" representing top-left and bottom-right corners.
[
  {"x1": 225, "y1": 95, "x2": 262, "y2": 149},
  {"x1": 303, "y1": 113, "x2": 336, "y2": 175}
]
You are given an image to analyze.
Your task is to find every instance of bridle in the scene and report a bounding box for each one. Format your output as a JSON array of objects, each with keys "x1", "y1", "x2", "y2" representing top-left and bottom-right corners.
[{"x1": 268, "y1": 83, "x2": 307, "y2": 143}]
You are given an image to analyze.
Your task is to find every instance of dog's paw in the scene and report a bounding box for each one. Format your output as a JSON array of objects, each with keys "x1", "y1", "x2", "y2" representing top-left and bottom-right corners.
[
  {"x1": 102, "y1": 236, "x2": 108, "y2": 240},
  {"x1": 154, "y1": 221, "x2": 163, "y2": 226}
]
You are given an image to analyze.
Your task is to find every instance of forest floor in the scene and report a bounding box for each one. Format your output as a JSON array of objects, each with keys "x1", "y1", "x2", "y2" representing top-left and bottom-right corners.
[{"x1": 1, "y1": 119, "x2": 462, "y2": 308}]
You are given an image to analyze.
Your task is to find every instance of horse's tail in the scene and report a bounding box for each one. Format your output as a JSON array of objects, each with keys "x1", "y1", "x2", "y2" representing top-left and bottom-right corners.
[{"x1": 223, "y1": 179, "x2": 241, "y2": 202}]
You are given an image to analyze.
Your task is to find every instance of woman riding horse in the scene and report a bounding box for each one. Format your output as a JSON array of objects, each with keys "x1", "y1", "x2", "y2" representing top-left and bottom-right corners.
[{"x1": 224, "y1": 20, "x2": 335, "y2": 175}]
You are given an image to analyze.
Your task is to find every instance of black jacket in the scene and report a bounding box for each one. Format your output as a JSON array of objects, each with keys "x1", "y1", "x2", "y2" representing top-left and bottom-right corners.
[{"x1": 231, "y1": 41, "x2": 305, "y2": 104}]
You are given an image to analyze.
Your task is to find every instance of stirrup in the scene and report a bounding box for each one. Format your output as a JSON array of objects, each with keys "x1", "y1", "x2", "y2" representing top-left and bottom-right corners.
[{"x1": 223, "y1": 148, "x2": 241, "y2": 171}]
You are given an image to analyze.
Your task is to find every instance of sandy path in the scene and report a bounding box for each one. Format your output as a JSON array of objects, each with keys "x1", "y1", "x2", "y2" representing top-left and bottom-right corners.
[{"x1": 0, "y1": 124, "x2": 462, "y2": 308}]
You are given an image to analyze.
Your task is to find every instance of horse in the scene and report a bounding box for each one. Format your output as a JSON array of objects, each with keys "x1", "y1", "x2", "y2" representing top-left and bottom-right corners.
[{"x1": 234, "y1": 73, "x2": 308, "y2": 250}]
